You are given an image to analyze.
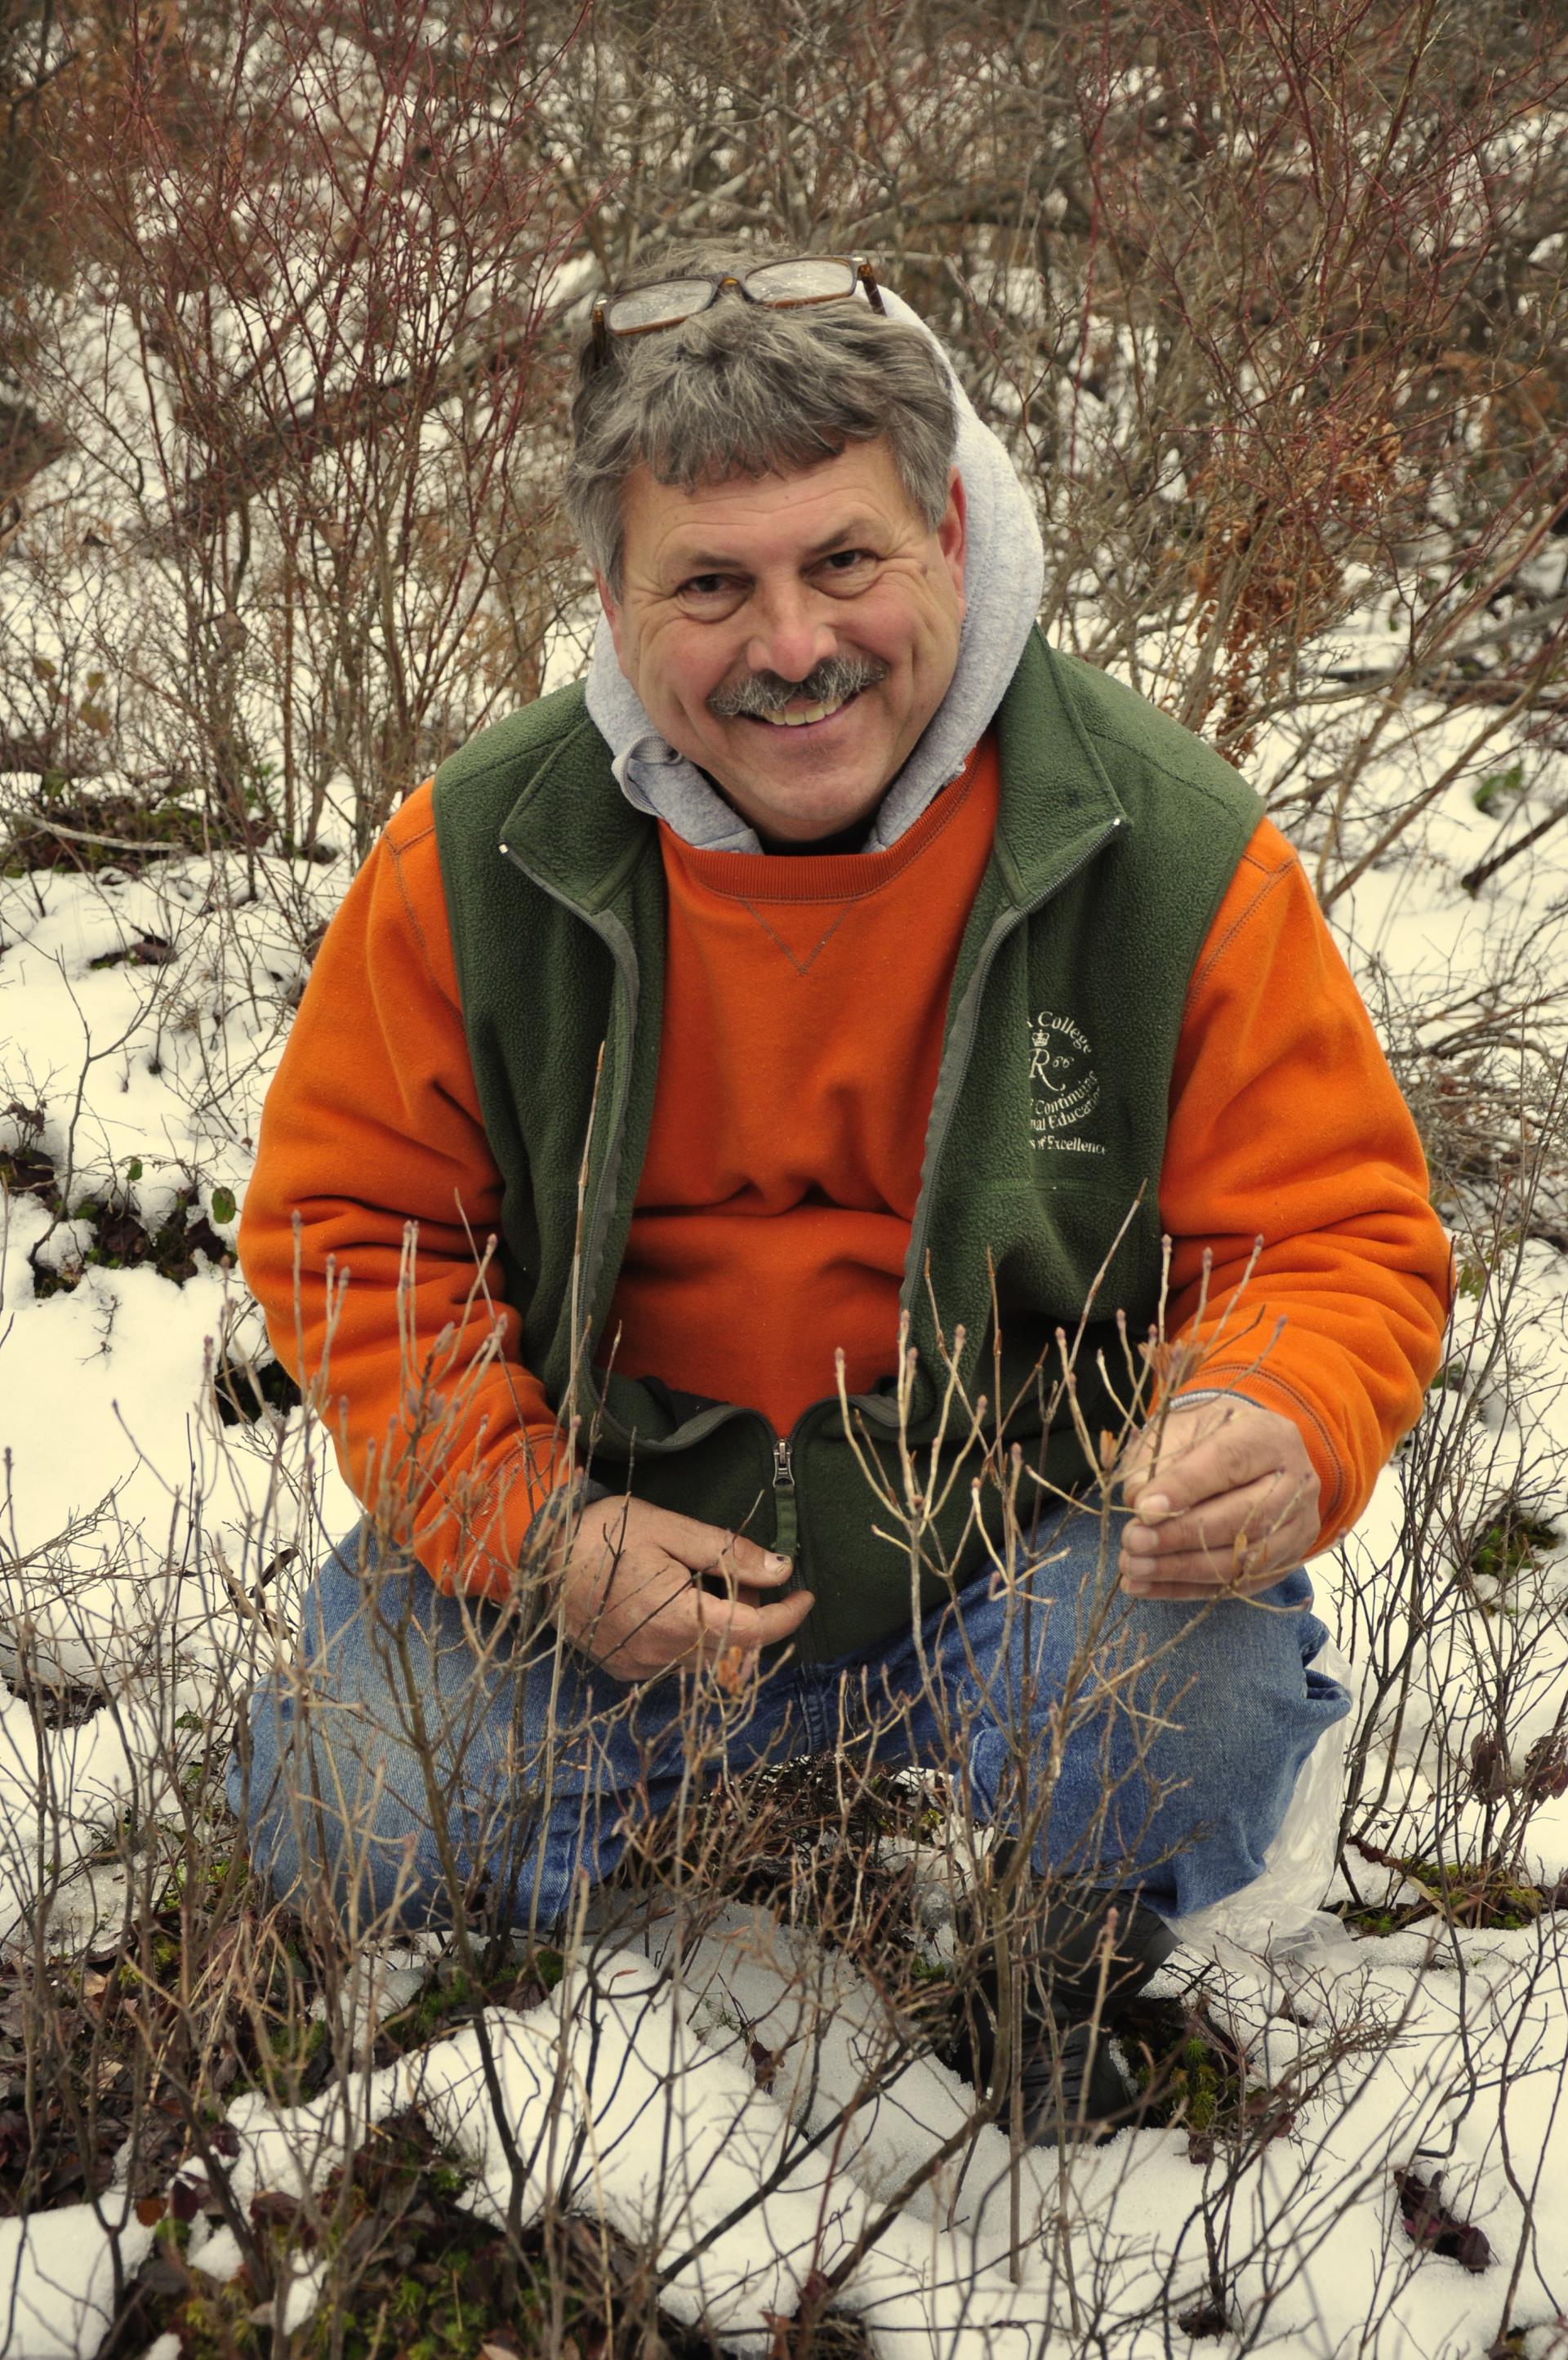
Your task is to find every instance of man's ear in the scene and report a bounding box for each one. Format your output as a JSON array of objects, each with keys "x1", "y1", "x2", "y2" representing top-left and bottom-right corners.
[
  {"x1": 938, "y1": 465, "x2": 967, "y2": 610},
  {"x1": 595, "y1": 569, "x2": 626, "y2": 667}
]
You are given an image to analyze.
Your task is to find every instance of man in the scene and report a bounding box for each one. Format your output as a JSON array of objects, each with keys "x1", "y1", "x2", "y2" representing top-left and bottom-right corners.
[{"x1": 234, "y1": 242, "x2": 1449, "y2": 2135}]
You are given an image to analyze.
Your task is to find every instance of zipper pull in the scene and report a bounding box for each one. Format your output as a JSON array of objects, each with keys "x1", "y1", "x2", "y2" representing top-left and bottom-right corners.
[{"x1": 772, "y1": 1437, "x2": 798, "y2": 1561}]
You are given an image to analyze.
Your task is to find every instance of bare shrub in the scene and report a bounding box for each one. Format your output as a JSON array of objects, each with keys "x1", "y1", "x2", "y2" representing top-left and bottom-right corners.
[
  {"x1": 3, "y1": 0, "x2": 582, "y2": 866},
  {"x1": 4, "y1": 2, "x2": 1568, "y2": 2353},
  {"x1": 8, "y1": 2, "x2": 1568, "y2": 879},
  {"x1": 0, "y1": 1259, "x2": 1440, "y2": 2355}
]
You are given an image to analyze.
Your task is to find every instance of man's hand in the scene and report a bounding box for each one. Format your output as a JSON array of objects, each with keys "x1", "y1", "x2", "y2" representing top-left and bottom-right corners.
[
  {"x1": 1116, "y1": 1399, "x2": 1321, "y2": 1601},
  {"x1": 551, "y1": 1497, "x2": 813, "y2": 1683}
]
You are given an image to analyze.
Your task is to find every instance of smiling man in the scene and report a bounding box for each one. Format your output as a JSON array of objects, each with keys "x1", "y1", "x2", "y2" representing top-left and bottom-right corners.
[{"x1": 234, "y1": 239, "x2": 1450, "y2": 2141}]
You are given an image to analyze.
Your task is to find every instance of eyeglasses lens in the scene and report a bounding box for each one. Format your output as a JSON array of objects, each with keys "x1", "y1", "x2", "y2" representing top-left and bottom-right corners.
[
  {"x1": 604, "y1": 278, "x2": 715, "y2": 335},
  {"x1": 743, "y1": 259, "x2": 858, "y2": 306}
]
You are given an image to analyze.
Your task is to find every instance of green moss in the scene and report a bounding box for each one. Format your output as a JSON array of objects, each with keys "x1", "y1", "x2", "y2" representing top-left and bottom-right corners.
[
  {"x1": 117, "y1": 2117, "x2": 532, "y2": 2360},
  {"x1": 1464, "y1": 1509, "x2": 1561, "y2": 1593},
  {"x1": 1336, "y1": 1863, "x2": 1551, "y2": 1934},
  {"x1": 381, "y1": 1948, "x2": 564, "y2": 2053},
  {"x1": 385, "y1": 1969, "x2": 475, "y2": 2046},
  {"x1": 171, "y1": 2282, "x2": 263, "y2": 2359},
  {"x1": 1120, "y1": 1997, "x2": 1265, "y2": 2158},
  {"x1": 1472, "y1": 760, "x2": 1524, "y2": 817},
  {"x1": 252, "y1": 2011, "x2": 330, "y2": 2100},
  {"x1": 1341, "y1": 1908, "x2": 1397, "y2": 1935}
]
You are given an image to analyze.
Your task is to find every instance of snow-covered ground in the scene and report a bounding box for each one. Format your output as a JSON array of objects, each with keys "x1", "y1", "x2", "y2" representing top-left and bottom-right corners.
[
  {"x1": 2, "y1": 1899, "x2": 1564, "y2": 2358},
  {"x1": 2, "y1": 702, "x2": 1567, "y2": 2356}
]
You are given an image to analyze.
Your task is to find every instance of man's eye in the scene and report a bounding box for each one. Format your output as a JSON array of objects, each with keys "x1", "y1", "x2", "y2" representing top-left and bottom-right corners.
[
  {"x1": 679, "y1": 574, "x2": 734, "y2": 601},
  {"x1": 819, "y1": 549, "x2": 875, "y2": 584}
]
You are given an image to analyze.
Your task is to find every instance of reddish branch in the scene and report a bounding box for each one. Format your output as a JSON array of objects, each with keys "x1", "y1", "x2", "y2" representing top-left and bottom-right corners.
[{"x1": 144, "y1": 329, "x2": 547, "y2": 546}]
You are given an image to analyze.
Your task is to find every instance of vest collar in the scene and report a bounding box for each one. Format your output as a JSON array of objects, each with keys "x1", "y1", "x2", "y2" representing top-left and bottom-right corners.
[
  {"x1": 989, "y1": 630, "x2": 1128, "y2": 905},
  {"x1": 494, "y1": 629, "x2": 1126, "y2": 915}
]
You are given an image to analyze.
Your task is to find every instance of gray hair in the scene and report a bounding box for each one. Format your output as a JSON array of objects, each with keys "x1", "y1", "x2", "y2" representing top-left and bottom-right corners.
[{"x1": 565, "y1": 238, "x2": 958, "y2": 595}]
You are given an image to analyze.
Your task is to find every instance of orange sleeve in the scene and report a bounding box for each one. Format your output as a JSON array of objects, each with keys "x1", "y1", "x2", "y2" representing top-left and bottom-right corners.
[
  {"x1": 1160, "y1": 817, "x2": 1453, "y2": 1549},
  {"x1": 237, "y1": 781, "x2": 574, "y2": 1601}
]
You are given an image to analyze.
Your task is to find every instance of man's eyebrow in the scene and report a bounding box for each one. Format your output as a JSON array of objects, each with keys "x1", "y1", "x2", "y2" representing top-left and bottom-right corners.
[
  {"x1": 669, "y1": 517, "x2": 884, "y2": 576},
  {"x1": 801, "y1": 515, "x2": 883, "y2": 560}
]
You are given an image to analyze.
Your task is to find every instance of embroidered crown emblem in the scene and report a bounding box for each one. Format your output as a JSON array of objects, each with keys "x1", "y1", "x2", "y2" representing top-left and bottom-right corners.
[{"x1": 1029, "y1": 1009, "x2": 1105, "y2": 1155}]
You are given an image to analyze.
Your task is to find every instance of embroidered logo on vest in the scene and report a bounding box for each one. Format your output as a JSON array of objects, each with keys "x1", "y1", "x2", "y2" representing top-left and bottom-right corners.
[{"x1": 1029, "y1": 1010, "x2": 1106, "y2": 1156}]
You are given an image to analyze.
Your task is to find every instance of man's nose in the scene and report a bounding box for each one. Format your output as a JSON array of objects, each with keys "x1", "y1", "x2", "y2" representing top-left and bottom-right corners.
[{"x1": 742, "y1": 581, "x2": 836, "y2": 684}]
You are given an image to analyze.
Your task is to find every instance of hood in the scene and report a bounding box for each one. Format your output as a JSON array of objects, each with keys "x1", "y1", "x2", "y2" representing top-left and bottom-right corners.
[{"x1": 581, "y1": 285, "x2": 1046, "y2": 853}]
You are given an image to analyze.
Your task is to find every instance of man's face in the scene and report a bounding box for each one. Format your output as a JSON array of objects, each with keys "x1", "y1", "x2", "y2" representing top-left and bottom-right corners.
[{"x1": 597, "y1": 439, "x2": 967, "y2": 847}]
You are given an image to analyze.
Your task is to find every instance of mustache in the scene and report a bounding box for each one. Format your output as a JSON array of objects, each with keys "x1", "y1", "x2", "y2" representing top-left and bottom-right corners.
[{"x1": 707, "y1": 652, "x2": 889, "y2": 720}]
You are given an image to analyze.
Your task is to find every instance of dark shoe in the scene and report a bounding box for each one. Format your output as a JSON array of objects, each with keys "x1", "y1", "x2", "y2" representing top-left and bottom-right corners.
[
  {"x1": 1018, "y1": 2014, "x2": 1134, "y2": 2144},
  {"x1": 947, "y1": 1877, "x2": 1178, "y2": 2147}
]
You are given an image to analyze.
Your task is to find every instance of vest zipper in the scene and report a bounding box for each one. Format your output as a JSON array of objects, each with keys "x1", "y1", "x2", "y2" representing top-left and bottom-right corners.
[
  {"x1": 772, "y1": 1436, "x2": 798, "y2": 1559},
  {"x1": 501, "y1": 817, "x2": 1122, "y2": 1501}
]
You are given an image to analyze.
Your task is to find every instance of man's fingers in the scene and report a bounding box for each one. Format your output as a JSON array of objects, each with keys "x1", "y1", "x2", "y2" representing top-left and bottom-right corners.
[
  {"x1": 1123, "y1": 1417, "x2": 1278, "y2": 1518},
  {"x1": 564, "y1": 1529, "x2": 812, "y2": 1682},
  {"x1": 1120, "y1": 1468, "x2": 1303, "y2": 1563},
  {"x1": 1120, "y1": 1543, "x2": 1302, "y2": 1588},
  {"x1": 644, "y1": 1509, "x2": 792, "y2": 1587},
  {"x1": 1118, "y1": 1569, "x2": 1286, "y2": 1602},
  {"x1": 1116, "y1": 1405, "x2": 1319, "y2": 1601},
  {"x1": 1117, "y1": 1406, "x2": 1223, "y2": 1500},
  {"x1": 1111, "y1": 1404, "x2": 1321, "y2": 1604},
  {"x1": 696, "y1": 1543, "x2": 795, "y2": 1592},
  {"x1": 724, "y1": 1530, "x2": 795, "y2": 1583},
  {"x1": 1120, "y1": 1507, "x2": 1316, "y2": 1596},
  {"x1": 566, "y1": 1549, "x2": 697, "y2": 1655}
]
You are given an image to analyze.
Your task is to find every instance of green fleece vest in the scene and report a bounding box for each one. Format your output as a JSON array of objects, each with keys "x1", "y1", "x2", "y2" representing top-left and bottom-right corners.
[{"x1": 431, "y1": 631, "x2": 1259, "y2": 1661}]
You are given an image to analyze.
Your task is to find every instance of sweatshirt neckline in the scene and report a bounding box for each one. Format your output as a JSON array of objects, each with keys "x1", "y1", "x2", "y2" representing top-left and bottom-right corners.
[{"x1": 662, "y1": 741, "x2": 987, "y2": 904}]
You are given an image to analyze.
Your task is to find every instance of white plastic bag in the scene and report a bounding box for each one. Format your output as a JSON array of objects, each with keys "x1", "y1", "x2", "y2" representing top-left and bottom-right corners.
[{"x1": 1170, "y1": 1637, "x2": 1364, "y2": 1973}]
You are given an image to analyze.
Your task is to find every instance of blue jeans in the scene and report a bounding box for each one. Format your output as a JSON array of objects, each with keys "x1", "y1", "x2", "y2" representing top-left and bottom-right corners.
[{"x1": 229, "y1": 1503, "x2": 1349, "y2": 1935}]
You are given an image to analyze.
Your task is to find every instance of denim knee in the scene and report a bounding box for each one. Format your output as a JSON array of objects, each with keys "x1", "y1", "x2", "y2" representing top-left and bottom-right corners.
[
  {"x1": 954, "y1": 1518, "x2": 1351, "y2": 1916},
  {"x1": 1059, "y1": 1573, "x2": 1351, "y2": 1913},
  {"x1": 225, "y1": 1521, "x2": 742, "y2": 1934},
  {"x1": 226, "y1": 1525, "x2": 540, "y2": 1930}
]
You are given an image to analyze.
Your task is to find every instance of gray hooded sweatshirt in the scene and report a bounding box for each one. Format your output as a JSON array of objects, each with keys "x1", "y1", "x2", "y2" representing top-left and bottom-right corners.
[{"x1": 581, "y1": 287, "x2": 1046, "y2": 851}]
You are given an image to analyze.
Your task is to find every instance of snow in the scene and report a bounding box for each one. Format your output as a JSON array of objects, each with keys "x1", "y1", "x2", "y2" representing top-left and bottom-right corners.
[
  {"x1": 188, "y1": 2225, "x2": 246, "y2": 2282},
  {"x1": 0, "y1": 846, "x2": 356, "y2": 1598},
  {"x1": 2, "y1": 684, "x2": 1568, "y2": 2354},
  {"x1": 113, "y1": 1904, "x2": 1558, "y2": 2358},
  {"x1": 0, "y1": 2201, "x2": 156, "y2": 2360}
]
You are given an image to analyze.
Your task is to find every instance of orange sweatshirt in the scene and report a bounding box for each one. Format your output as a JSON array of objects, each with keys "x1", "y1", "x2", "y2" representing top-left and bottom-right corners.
[
  {"x1": 611, "y1": 741, "x2": 997, "y2": 1430},
  {"x1": 238, "y1": 741, "x2": 1450, "y2": 1600}
]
